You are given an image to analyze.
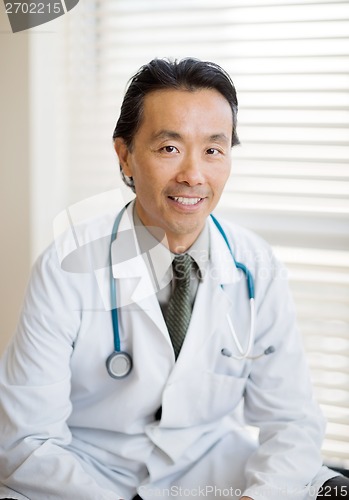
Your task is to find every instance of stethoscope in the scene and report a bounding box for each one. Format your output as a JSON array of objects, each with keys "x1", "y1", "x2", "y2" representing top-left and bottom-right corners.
[{"x1": 106, "y1": 206, "x2": 274, "y2": 379}]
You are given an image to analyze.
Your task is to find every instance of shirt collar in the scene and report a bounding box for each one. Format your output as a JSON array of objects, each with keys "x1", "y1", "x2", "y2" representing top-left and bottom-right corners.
[
  {"x1": 185, "y1": 223, "x2": 210, "y2": 280},
  {"x1": 133, "y1": 206, "x2": 210, "y2": 286}
]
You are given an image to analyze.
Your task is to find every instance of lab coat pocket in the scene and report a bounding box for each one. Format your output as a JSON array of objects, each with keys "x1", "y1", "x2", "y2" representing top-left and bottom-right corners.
[{"x1": 199, "y1": 371, "x2": 247, "y2": 423}]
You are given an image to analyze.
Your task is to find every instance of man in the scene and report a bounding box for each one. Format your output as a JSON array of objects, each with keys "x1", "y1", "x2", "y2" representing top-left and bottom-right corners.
[{"x1": 0, "y1": 58, "x2": 347, "y2": 500}]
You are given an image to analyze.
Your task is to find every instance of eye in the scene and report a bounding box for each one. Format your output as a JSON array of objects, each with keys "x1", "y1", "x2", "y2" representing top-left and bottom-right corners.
[
  {"x1": 160, "y1": 145, "x2": 179, "y2": 154},
  {"x1": 206, "y1": 148, "x2": 221, "y2": 155}
]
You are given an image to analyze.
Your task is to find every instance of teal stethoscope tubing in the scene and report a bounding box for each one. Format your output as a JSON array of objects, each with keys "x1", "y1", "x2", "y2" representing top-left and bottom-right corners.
[
  {"x1": 107, "y1": 207, "x2": 256, "y2": 378},
  {"x1": 110, "y1": 205, "x2": 127, "y2": 353},
  {"x1": 210, "y1": 213, "x2": 256, "y2": 360},
  {"x1": 209, "y1": 214, "x2": 254, "y2": 299}
]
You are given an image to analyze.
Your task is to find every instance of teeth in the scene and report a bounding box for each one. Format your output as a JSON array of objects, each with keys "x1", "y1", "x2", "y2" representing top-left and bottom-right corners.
[{"x1": 173, "y1": 197, "x2": 202, "y2": 205}]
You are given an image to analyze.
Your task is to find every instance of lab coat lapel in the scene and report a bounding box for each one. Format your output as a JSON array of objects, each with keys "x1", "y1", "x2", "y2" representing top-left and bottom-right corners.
[{"x1": 109, "y1": 205, "x2": 170, "y2": 340}]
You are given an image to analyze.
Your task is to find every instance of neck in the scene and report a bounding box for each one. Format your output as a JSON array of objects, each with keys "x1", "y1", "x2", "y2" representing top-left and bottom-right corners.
[
  {"x1": 132, "y1": 203, "x2": 206, "y2": 254},
  {"x1": 165, "y1": 233, "x2": 201, "y2": 254}
]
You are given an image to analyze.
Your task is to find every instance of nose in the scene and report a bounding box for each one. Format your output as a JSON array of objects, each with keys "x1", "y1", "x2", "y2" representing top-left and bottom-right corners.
[{"x1": 175, "y1": 154, "x2": 205, "y2": 186}]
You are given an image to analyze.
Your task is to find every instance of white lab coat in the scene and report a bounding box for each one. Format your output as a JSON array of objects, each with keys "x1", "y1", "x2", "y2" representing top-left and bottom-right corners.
[{"x1": 0, "y1": 203, "x2": 336, "y2": 500}]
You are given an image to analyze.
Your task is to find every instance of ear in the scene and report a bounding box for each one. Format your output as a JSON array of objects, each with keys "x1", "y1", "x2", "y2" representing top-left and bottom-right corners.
[{"x1": 114, "y1": 138, "x2": 133, "y2": 177}]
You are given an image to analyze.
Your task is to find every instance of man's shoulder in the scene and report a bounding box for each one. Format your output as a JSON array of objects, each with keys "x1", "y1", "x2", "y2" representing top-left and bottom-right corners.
[
  {"x1": 210, "y1": 215, "x2": 284, "y2": 288},
  {"x1": 210, "y1": 215, "x2": 273, "y2": 259},
  {"x1": 34, "y1": 210, "x2": 117, "y2": 275}
]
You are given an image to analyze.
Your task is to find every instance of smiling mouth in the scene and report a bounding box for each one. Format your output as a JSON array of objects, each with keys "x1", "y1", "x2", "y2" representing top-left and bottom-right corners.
[{"x1": 168, "y1": 196, "x2": 203, "y2": 205}]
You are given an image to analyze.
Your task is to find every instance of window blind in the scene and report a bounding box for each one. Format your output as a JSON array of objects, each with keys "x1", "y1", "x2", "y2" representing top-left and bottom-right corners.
[{"x1": 59, "y1": 0, "x2": 349, "y2": 468}]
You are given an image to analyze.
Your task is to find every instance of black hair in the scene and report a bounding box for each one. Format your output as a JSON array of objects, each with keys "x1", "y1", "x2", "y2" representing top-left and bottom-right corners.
[{"x1": 113, "y1": 58, "x2": 239, "y2": 191}]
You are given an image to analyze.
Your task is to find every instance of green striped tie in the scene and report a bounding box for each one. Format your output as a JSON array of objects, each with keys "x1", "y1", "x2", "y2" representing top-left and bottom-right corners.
[{"x1": 165, "y1": 254, "x2": 193, "y2": 359}]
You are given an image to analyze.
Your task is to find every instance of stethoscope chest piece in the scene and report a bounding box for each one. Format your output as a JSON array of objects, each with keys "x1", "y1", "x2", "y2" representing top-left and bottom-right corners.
[{"x1": 106, "y1": 351, "x2": 133, "y2": 379}]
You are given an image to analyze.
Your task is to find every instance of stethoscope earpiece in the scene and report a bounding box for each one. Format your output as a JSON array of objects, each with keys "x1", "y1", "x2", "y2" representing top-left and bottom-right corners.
[{"x1": 221, "y1": 345, "x2": 275, "y2": 360}]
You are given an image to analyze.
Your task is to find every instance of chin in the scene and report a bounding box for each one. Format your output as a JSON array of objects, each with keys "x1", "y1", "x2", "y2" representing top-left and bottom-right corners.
[{"x1": 168, "y1": 218, "x2": 204, "y2": 237}]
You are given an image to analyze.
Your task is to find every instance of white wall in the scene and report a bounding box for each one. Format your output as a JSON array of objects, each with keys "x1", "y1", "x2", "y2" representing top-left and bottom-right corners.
[
  {"x1": 0, "y1": 8, "x2": 66, "y2": 354},
  {"x1": 0, "y1": 7, "x2": 31, "y2": 353}
]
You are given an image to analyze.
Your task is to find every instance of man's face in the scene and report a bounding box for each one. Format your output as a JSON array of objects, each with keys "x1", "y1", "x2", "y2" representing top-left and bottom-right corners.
[{"x1": 115, "y1": 88, "x2": 233, "y2": 251}]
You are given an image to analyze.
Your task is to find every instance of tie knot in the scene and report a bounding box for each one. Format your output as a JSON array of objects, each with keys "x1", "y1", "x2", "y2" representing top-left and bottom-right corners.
[{"x1": 172, "y1": 254, "x2": 192, "y2": 287}]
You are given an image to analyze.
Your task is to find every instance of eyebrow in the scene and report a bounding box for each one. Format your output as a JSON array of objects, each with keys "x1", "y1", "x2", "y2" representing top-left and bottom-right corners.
[
  {"x1": 151, "y1": 130, "x2": 182, "y2": 141},
  {"x1": 208, "y1": 133, "x2": 230, "y2": 143},
  {"x1": 152, "y1": 130, "x2": 230, "y2": 143}
]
